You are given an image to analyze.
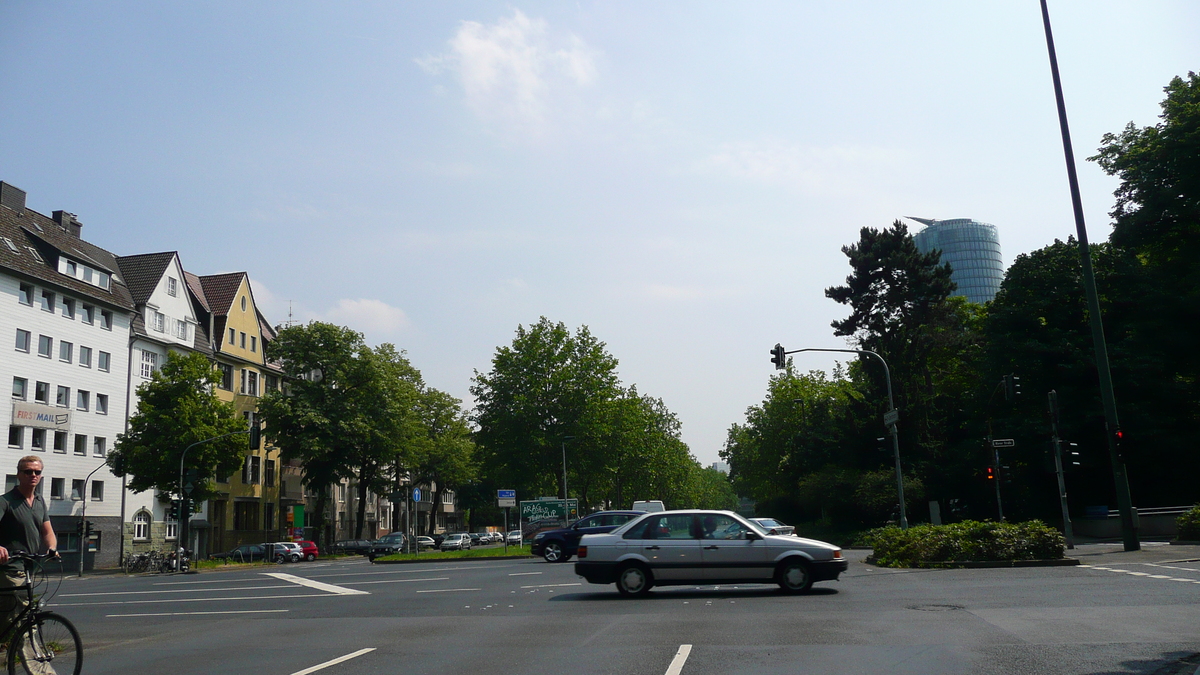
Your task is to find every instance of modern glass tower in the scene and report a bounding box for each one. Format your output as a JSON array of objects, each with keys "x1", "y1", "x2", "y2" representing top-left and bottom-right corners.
[{"x1": 906, "y1": 217, "x2": 1004, "y2": 304}]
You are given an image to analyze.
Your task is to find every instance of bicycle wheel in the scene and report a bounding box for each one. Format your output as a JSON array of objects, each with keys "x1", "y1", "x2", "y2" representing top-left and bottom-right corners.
[{"x1": 7, "y1": 612, "x2": 82, "y2": 675}]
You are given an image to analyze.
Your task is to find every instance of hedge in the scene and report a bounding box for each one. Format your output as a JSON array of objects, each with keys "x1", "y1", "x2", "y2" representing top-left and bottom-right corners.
[
  {"x1": 1178, "y1": 505, "x2": 1200, "y2": 541},
  {"x1": 858, "y1": 520, "x2": 1066, "y2": 568}
]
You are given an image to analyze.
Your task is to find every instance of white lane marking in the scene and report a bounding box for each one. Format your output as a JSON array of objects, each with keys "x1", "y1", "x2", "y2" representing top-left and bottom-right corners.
[
  {"x1": 415, "y1": 588, "x2": 481, "y2": 593},
  {"x1": 61, "y1": 584, "x2": 292, "y2": 597},
  {"x1": 106, "y1": 609, "x2": 289, "y2": 618},
  {"x1": 154, "y1": 577, "x2": 287, "y2": 586},
  {"x1": 665, "y1": 644, "x2": 692, "y2": 675},
  {"x1": 344, "y1": 577, "x2": 449, "y2": 586},
  {"x1": 264, "y1": 572, "x2": 369, "y2": 595},
  {"x1": 49, "y1": 592, "x2": 342, "y2": 607},
  {"x1": 1148, "y1": 574, "x2": 1172, "y2": 579},
  {"x1": 520, "y1": 583, "x2": 582, "y2": 589},
  {"x1": 509, "y1": 572, "x2": 543, "y2": 576},
  {"x1": 1126, "y1": 572, "x2": 1151, "y2": 576},
  {"x1": 290, "y1": 648, "x2": 376, "y2": 675},
  {"x1": 301, "y1": 566, "x2": 488, "y2": 579}
]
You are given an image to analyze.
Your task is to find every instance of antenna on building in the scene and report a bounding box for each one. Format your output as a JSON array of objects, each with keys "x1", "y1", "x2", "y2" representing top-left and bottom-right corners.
[{"x1": 287, "y1": 301, "x2": 295, "y2": 327}]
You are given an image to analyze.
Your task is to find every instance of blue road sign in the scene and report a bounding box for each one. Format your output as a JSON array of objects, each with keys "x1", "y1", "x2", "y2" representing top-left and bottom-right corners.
[
  {"x1": 413, "y1": 487, "x2": 422, "y2": 502},
  {"x1": 497, "y1": 489, "x2": 516, "y2": 499}
]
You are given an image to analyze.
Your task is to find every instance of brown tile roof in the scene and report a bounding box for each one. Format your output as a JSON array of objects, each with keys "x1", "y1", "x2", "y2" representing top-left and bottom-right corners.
[
  {"x1": 198, "y1": 272, "x2": 245, "y2": 315},
  {"x1": 0, "y1": 199, "x2": 134, "y2": 311},
  {"x1": 183, "y1": 270, "x2": 210, "y2": 312},
  {"x1": 116, "y1": 251, "x2": 176, "y2": 305}
]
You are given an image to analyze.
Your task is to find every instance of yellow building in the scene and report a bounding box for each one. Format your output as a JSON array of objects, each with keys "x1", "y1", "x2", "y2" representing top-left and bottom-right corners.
[{"x1": 190, "y1": 272, "x2": 286, "y2": 552}]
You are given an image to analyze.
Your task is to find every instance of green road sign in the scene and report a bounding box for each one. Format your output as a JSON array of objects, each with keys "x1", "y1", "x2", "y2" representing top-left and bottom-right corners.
[{"x1": 520, "y1": 499, "x2": 579, "y2": 523}]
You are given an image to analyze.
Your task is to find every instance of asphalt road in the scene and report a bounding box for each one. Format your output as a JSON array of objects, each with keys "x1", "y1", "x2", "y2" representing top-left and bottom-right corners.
[{"x1": 39, "y1": 542, "x2": 1200, "y2": 675}]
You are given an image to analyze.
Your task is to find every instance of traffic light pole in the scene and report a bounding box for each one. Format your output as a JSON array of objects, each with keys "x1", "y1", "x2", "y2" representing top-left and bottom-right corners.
[
  {"x1": 77, "y1": 463, "x2": 107, "y2": 578},
  {"x1": 178, "y1": 425, "x2": 257, "y2": 565},
  {"x1": 776, "y1": 346, "x2": 908, "y2": 529},
  {"x1": 1047, "y1": 391, "x2": 1075, "y2": 549}
]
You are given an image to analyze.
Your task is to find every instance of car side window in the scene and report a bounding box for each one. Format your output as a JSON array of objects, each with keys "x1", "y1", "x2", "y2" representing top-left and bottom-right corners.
[
  {"x1": 612, "y1": 514, "x2": 636, "y2": 526},
  {"x1": 700, "y1": 515, "x2": 748, "y2": 540},
  {"x1": 623, "y1": 519, "x2": 653, "y2": 540},
  {"x1": 645, "y1": 514, "x2": 696, "y2": 540},
  {"x1": 575, "y1": 516, "x2": 597, "y2": 529}
]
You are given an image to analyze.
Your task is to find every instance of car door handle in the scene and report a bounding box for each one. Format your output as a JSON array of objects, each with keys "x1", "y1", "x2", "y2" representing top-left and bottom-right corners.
[
  {"x1": 646, "y1": 545, "x2": 661, "y2": 550},
  {"x1": 704, "y1": 545, "x2": 719, "y2": 550}
]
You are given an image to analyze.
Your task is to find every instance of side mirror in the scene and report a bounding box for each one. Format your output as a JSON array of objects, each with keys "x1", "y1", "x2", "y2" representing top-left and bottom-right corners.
[{"x1": 746, "y1": 530, "x2": 762, "y2": 541}]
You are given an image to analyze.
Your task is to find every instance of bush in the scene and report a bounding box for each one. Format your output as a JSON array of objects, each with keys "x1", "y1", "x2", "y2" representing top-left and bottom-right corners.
[
  {"x1": 1177, "y1": 505, "x2": 1200, "y2": 541},
  {"x1": 864, "y1": 520, "x2": 1065, "y2": 568}
]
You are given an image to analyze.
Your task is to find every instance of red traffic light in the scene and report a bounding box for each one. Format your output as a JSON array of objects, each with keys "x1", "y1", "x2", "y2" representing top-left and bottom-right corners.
[{"x1": 986, "y1": 467, "x2": 996, "y2": 480}]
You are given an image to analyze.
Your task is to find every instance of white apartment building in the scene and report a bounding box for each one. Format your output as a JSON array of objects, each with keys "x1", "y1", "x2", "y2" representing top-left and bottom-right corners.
[{"x1": 2, "y1": 182, "x2": 133, "y2": 569}]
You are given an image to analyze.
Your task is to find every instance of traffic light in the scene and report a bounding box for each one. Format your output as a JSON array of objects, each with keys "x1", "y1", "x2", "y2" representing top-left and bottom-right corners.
[
  {"x1": 1065, "y1": 442, "x2": 1082, "y2": 471},
  {"x1": 986, "y1": 466, "x2": 996, "y2": 481},
  {"x1": 84, "y1": 520, "x2": 94, "y2": 537},
  {"x1": 249, "y1": 418, "x2": 261, "y2": 450},
  {"x1": 1113, "y1": 427, "x2": 1124, "y2": 462},
  {"x1": 1003, "y1": 374, "x2": 1021, "y2": 401},
  {"x1": 770, "y1": 343, "x2": 786, "y2": 370},
  {"x1": 75, "y1": 520, "x2": 84, "y2": 535},
  {"x1": 169, "y1": 502, "x2": 180, "y2": 520},
  {"x1": 1001, "y1": 464, "x2": 1014, "y2": 485}
]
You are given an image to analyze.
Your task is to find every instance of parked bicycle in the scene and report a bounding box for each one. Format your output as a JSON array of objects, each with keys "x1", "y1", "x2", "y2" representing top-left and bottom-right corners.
[{"x1": 0, "y1": 551, "x2": 82, "y2": 675}]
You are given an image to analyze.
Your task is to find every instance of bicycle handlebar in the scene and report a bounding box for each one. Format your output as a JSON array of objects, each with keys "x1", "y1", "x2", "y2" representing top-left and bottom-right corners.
[{"x1": 7, "y1": 551, "x2": 59, "y2": 562}]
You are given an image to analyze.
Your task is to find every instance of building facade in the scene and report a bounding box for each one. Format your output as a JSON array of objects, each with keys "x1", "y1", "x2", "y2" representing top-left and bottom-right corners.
[
  {"x1": 2, "y1": 182, "x2": 133, "y2": 569},
  {"x1": 907, "y1": 217, "x2": 1004, "y2": 304}
]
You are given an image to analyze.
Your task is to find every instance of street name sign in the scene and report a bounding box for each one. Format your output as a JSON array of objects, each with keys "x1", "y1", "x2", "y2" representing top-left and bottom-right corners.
[
  {"x1": 497, "y1": 489, "x2": 516, "y2": 508},
  {"x1": 883, "y1": 409, "x2": 899, "y2": 427},
  {"x1": 991, "y1": 439, "x2": 1016, "y2": 448}
]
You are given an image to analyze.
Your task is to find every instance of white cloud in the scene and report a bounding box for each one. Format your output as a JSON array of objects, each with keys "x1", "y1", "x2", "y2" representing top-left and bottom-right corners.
[
  {"x1": 324, "y1": 298, "x2": 410, "y2": 335},
  {"x1": 696, "y1": 142, "x2": 906, "y2": 196},
  {"x1": 417, "y1": 9, "x2": 598, "y2": 126}
]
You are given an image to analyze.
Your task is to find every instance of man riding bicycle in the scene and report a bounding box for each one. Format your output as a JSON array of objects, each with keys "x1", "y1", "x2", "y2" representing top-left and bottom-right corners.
[{"x1": 0, "y1": 456, "x2": 59, "y2": 636}]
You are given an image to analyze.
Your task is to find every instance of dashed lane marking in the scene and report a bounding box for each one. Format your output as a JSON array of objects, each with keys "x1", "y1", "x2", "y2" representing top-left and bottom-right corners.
[
  {"x1": 60, "y1": 584, "x2": 293, "y2": 597},
  {"x1": 342, "y1": 577, "x2": 449, "y2": 586},
  {"x1": 520, "y1": 583, "x2": 581, "y2": 589},
  {"x1": 263, "y1": 572, "x2": 370, "y2": 595},
  {"x1": 415, "y1": 588, "x2": 481, "y2": 593},
  {"x1": 49, "y1": 592, "x2": 341, "y2": 608},
  {"x1": 290, "y1": 648, "x2": 376, "y2": 675},
  {"x1": 106, "y1": 609, "x2": 290, "y2": 618},
  {"x1": 509, "y1": 572, "x2": 543, "y2": 576},
  {"x1": 665, "y1": 645, "x2": 692, "y2": 675}
]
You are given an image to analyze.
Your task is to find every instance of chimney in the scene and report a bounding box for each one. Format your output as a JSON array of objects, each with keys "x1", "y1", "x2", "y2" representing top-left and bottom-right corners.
[
  {"x1": 53, "y1": 210, "x2": 83, "y2": 238},
  {"x1": 0, "y1": 182, "x2": 26, "y2": 215}
]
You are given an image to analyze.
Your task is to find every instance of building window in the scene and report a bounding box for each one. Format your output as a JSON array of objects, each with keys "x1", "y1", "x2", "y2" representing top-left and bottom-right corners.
[
  {"x1": 96, "y1": 394, "x2": 108, "y2": 414},
  {"x1": 141, "y1": 350, "x2": 157, "y2": 378},
  {"x1": 247, "y1": 456, "x2": 261, "y2": 484},
  {"x1": 79, "y1": 346, "x2": 92, "y2": 367},
  {"x1": 265, "y1": 459, "x2": 275, "y2": 487},
  {"x1": 174, "y1": 319, "x2": 187, "y2": 340},
  {"x1": 265, "y1": 374, "x2": 278, "y2": 393},
  {"x1": 56, "y1": 386, "x2": 70, "y2": 407},
  {"x1": 152, "y1": 311, "x2": 164, "y2": 332},
  {"x1": 59, "y1": 340, "x2": 72, "y2": 363},
  {"x1": 73, "y1": 434, "x2": 87, "y2": 456},
  {"x1": 250, "y1": 336, "x2": 257, "y2": 352},
  {"x1": 167, "y1": 277, "x2": 177, "y2": 296},
  {"x1": 233, "y1": 502, "x2": 259, "y2": 531},
  {"x1": 240, "y1": 369, "x2": 247, "y2": 394},
  {"x1": 241, "y1": 296, "x2": 247, "y2": 312},
  {"x1": 35, "y1": 382, "x2": 49, "y2": 404},
  {"x1": 53, "y1": 431, "x2": 66, "y2": 453},
  {"x1": 93, "y1": 436, "x2": 106, "y2": 456},
  {"x1": 98, "y1": 351, "x2": 110, "y2": 372},
  {"x1": 239, "y1": 332, "x2": 246, "y2": 349},
  {"x1": 165, "y1": 516, "x2": 177, "y2": 540},
  {"x1": 70, "y1": 479, "x2": 84, "y2": 500},
  {"x1": 12, "y1": 377, "x2": 26, "y2": 399},
  {"x1": 37, "y1": 335, "x2": 51, "y2": 357},
  {"x1": 218, "y1": 364, "x2": 233, "y2": 390},
  {"x1": 228, "y1": 328, "x2": 235, "y2": 345},
  {"x1": 50, "y1": 477, "x2": 64, "y2": 500},
  {"x1": 100, "y1": 310, "x2": 112, "y2": 330},
  {"x1": 40, "y1": 290, "x2": 54, "y2": 313},
  {"x1": 247, "y1": 371, "x2": 258, "y2": 397},
  {"x1": 62, "y1": 298, "x2": 75, "y2": 319},
  {"x1": 3, "y1": 475, "x2": 16, "y2": 492},
  {"x1": 91, "y1": 481, "x2": 103, "y2": 501},
  {"x1": 7, "y1": 426, "x2": 21, "y2": 448},
  {"x1": 81, "y1": 304, "x2": 94, "y2": 324},
  {"x1": 15, "y1": 329, "x2": 30, "y2": 352},
  {"x1": 133, "y1": 512, "x2": 150, "y2": 540},
  {"x1": 18, "y1": 283, "x2": 33, "y2": 305},
  {"x1": 76, "y1": 390, "x2": 89, "y2": 411},
  {"x1": 31, "y1": 429, "x2": 45, "y2": 451}
]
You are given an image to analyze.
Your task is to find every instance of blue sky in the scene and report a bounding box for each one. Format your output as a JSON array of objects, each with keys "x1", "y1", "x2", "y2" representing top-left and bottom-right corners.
[{"x1": 2, "y1": 1, "x2": 1197, "y2": 467}]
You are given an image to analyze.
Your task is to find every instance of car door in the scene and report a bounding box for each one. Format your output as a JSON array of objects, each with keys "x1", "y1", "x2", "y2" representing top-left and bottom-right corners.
[
  {"x1": 698, "y1": 514, "x2": 770, "y2": 581},
  {"x1": 638, "y1": 514, "x2": 702, "y2": 581}
]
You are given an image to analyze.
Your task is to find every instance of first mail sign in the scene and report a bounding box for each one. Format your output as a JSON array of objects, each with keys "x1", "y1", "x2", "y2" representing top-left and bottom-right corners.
[{"x1": 12, "y1": 402, "x2": 71, "y2": 431}]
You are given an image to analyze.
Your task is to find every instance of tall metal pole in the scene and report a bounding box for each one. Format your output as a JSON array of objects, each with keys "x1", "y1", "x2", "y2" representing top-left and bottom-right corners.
[
  {"x1": 561, "y1": 435, "x2": 574, "y2": 509},
  {"x1": 1040, "y1": 0, "x2": 1138, "y2": 550},
  {"x1": 783, "y1": 347, "x2": 908, "y2": 529},
  {"x1": 78, "y1": 463, "x2": 106, "y2": 577},
  {"x1": 1047, "y1": 391, "x2": 1075, "y2": 548}
]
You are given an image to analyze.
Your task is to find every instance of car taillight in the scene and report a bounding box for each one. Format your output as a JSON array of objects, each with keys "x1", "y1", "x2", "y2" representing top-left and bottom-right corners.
[
  {"x1": 833, "y1": 549, "x2": 843, "y2": 559},
  {"x1": 577, "y1": 546, "x2": 587, "y2": 559}
]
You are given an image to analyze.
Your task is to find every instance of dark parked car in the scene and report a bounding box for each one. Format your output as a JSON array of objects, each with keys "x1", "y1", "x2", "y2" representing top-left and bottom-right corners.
[
  {"x1": 211, "y1": 544, "x2": 265, "y2": 563},
  {"x1": 370, "y1": 532, "x2": 407, "y2": 557},
  {"x1": 531, "y1": 510, "x2": 645, "y2": 563},
  {"x1": 332, "y1": 539, "x2": 374, "y2": 555},
  {"x1": 467, "y1": 533, "x2": 482, "y2": 547}
]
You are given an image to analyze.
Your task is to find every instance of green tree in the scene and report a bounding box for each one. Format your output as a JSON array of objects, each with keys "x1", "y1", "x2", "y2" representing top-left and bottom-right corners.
[
  {"x1": 410, "y1": 387, "x2": 477, "y2": 536},
  {"x1": 109, "y1": 351, "x2": 247, "y2": 504}
]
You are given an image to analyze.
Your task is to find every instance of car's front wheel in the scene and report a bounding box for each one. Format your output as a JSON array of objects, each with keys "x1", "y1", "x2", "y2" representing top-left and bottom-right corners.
[
  {"x1": 542, "y1": 542, "x2": 569, "y2": 563},
  {"x1": 305, "y1": 553, "x2": 315, "y2": 562},
  {"x1": 775, "y1": 558, "x2": 812, "y2": 594},
  {"x1": 615, "y1": 563, "x2": 653, "y2": 597}
]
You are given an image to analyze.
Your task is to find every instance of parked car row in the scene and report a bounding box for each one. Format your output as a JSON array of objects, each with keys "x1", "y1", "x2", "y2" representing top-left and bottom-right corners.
[{"x1": 211, "y1": 540, "x2": 320, "y2": 563}]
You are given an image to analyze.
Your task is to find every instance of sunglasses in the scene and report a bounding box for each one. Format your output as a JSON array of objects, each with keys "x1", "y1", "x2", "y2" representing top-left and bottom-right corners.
[{"x1": 21, "y1": 469, "x2": 42, "y2": 476}]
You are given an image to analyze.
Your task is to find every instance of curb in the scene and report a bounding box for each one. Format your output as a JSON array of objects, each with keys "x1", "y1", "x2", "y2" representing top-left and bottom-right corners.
[
  {"x1": 372, "y1": 555, "x2": 537, "y2": 565},
  {"x1": 866, "y1": 557, "x2": 1079, "y2": 569}
]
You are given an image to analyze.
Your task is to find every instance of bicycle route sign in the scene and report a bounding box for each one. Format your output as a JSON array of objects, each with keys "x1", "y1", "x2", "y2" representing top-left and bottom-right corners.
[{"x1": 497, "y1": 489, "x2": 516, "y2": 508}]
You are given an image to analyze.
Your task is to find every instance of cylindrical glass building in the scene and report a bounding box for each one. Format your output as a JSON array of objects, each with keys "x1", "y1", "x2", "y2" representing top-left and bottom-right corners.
[{"x1": 907, "y1": 217, "x2": 1004, "y2": 304}]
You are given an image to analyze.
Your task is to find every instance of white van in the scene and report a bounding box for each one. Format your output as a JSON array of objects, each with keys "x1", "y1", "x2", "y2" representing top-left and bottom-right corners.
[{"x1": 631, "y1": 500, "x2": 666, "y2": 513}]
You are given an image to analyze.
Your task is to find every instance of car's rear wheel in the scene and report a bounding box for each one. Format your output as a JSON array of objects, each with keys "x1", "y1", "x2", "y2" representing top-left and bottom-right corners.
[
  {"x1": 542, "y1": 542, "x2": 569, "y2": 563},
  {"x1": 615, "y1": 563, "x2": 653, "y2": 597},
  {"x1": 274, "y1": 554, "x2": 286, "y2": 564},
  {"x1": 775, "y1": 558, "x2": 812, "y2": 594}
]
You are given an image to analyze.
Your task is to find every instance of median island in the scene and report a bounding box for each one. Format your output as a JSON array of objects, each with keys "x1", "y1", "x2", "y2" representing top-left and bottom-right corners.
[
  {"x1": 373, "y1": 545, "x2": 534, "y2": 563},
  {"x1": 860, "y1": 520, "x2": 1075, "y2": 568}
]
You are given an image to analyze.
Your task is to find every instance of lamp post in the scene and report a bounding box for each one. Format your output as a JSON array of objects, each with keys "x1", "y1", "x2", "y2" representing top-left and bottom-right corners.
[
  {"x1": 775, "y1": 345, "x2": 908, "y2": 529},
  {"x1": 77, "y1": 462, "x2": 107, "y2": 578},
  {"x1": 561, "y1": 436, "x2": 574, "y2": 525}
]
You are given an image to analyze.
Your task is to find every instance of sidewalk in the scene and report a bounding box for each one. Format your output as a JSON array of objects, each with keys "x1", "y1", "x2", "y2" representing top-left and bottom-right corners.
[{"x1": 1067, "y1": 538, "x2": 1200, "y2": 565}]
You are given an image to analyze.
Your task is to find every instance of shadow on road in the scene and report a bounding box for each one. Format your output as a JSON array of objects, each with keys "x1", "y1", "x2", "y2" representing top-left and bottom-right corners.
[{"x1": 552, "y1": 586, "x2": 840, "y2": 601}]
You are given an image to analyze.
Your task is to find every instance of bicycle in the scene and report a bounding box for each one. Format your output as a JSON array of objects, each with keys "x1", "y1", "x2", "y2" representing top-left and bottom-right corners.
[{"x1": 0, "y1": 552, "x2": 82, "y2": 675}]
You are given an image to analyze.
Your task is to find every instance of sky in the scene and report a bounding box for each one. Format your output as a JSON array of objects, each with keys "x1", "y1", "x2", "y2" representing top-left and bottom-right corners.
[{"x1": 2, "y1": 1, "x2": 1197, "y2": 468}]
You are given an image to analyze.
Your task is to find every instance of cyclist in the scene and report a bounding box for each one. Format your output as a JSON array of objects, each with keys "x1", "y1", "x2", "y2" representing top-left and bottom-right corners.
[{"x1": 0, "y1": 456, "x2": 59, "y2": 636}]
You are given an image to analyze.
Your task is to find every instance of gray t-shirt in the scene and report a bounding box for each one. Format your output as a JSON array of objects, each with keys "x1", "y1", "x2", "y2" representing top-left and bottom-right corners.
[{"x1": 0, "y1": 487, "x2": 49, "y2": 572}]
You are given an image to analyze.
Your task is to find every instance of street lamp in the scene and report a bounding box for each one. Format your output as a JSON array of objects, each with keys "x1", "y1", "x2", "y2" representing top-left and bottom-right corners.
[
  {"x1": 561, "y1": 436, "x2": 575, "y2": 504},
  {"x1": 77, "y1": 462, "x2": 107, "y2": 577},
  {"x1": 775, "y1": 345, "x2": 908, "y2": 529}
]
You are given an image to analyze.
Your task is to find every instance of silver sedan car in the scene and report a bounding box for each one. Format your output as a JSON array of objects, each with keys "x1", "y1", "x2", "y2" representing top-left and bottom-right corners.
[{"x1": 574, "y1": 510, "x2": 846, "y2": 597}]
